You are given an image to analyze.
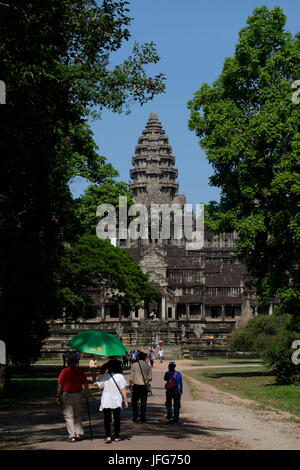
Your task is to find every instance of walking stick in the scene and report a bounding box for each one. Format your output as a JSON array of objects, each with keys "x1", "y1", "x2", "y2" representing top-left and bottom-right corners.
[{"x1": 86, "y1": 397, "x2": 93, "y2": 440}]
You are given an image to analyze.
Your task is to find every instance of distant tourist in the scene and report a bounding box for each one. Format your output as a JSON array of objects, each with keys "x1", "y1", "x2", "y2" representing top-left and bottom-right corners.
[
  {"x1": 149, "y1": 349, "x2": 154, "y2": 367},
  {"x1": 89, "y1": 355, "x2": 98, "y2": 382},
  {"x1": 164, "y1": 361, "x2": 183, "y2": 425},
  {"x1": 62, "y1": 352, "x2": 67, "y2": 368},
  {"x1": 75, "y1": 350, "x2": 81, "y2": 364},
  {"x1": 56, "y1": 356, "x2": 89, "y2": 442},
  {"x1": 122, "y1": 351, "x2": 129, "y2": 369},
  {"x1": 131, "y1": 350, "x2": 137, "y2": 363},
  {"x1": 149, "y1": 310, "x2": 155, "y2": 321},
  {"x1": 157, "y1": 348, "x2": 164, "y2": 363},
  {"x1": 94, "y1": 360, "x2": 128, "y2": 443},
  {"x1": 129, "y1": 351, "x2": 152, "y2": 422}
]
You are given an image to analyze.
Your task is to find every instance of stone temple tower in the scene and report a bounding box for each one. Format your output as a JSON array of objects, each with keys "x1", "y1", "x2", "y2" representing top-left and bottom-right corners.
[
  {"x1": 129, "y1": 112, "x2": 186, "y2": 207},
  {"x1": 120, "y1": 112, "x2": 187, "y2": 251}
]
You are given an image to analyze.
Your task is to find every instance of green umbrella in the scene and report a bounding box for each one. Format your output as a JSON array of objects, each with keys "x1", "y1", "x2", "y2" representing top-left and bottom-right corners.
[{"x1": 67, "y1": 330, "x2": 126, "y2": 357}]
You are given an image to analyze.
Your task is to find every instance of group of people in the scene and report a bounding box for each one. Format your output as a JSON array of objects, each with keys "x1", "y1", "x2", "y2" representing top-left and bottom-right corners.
[
  {"x1": 57, "y1": 352, "x2": 183, "y2": 444},
  {"x1": 127, "y1": 348, "x2": 156, "y2": 368}
]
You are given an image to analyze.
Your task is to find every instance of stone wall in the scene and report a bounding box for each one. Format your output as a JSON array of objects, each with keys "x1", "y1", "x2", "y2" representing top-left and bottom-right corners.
[{"x1": 40, "y1": 318, "x2": 237, "y2": 360}]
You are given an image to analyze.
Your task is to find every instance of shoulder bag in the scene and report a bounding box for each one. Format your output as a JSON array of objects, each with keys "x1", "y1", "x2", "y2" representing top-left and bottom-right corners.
[{"x1": 137, "y1": 360, "x2": 152, "y2": 396}]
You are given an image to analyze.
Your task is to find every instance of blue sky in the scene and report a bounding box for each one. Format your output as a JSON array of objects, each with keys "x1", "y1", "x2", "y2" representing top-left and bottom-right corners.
[{"x1": 70, "y1": 0, "x2": 299, "y2": 205}]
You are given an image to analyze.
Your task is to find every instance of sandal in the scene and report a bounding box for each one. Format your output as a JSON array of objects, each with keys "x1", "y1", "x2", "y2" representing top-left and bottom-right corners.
[
  {"x1": 114, "y1": 437, "x2": 121, "y2": 442},
  {"x1": 75, "y1": 435, "x2": 83, "y2": 441},
  {"x1": 105, "y1": 437, "x2": 112, "y2": 444},
  {"x1": 66, "y1": 437, "x2": 76, "y2": 442}
]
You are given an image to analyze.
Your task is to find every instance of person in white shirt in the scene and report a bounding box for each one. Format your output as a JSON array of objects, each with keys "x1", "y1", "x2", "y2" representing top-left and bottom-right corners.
[
  {"x1": 94, "y1": 360, "x2": 128, "y2": 443},
  {"x1": 89, "y1": 355, "x2": 98, "y2": 382},
  {"x1": 158, "y1": 348, "x2": 164, "y2": 363}
]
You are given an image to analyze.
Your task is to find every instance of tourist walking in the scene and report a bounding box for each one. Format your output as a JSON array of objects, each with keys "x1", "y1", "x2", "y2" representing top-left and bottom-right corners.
[
  {"x1": 149, "y1": 349, "x2": 154, "y2": 367},
  {"x1": 149, "y1": 310, "x2": 155, "y2": 321},
  {"x1": 62, "y1": 352, "x2": 67, "y2": 368},
  {"x1": 164, "y1": 361, "x2": 183, "y2": 425},
  {"x1": 129, "y1": 351, "x2": 152, "y2": 422},
  {"x1": 131, "y1": 350, "x2": 137, "y2": 363},
  {"x1": 56, "y1": 356, "x2": 89, "y2": 442},
  {"x1": 94, "y1": 360, "x2": 128, "y2": 444},
  {"x1": 89, "y1": 355, "x2": 98, "y2": 382},
  {"x1": 122, "y1": 351, "x2": 129, "y2": 369},
  {"x1": 75, "y1": 350, "x2": 81, "y2": 364},
  {"x1": 157, "y1": 348, "x2": 164, "y2": 363}
]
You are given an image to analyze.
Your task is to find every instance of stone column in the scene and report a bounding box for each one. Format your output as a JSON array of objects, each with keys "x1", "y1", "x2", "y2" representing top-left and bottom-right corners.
[
  {"x1": 199, "y1": 304, "x2": 203, "y2": 320},
  {"x1": 269, "y1": 303, "x2": 273, "y2": 315},
  {"x1": 161, "y1": 295, "x2": 166, "y2": 321},
  {"x1": 187, "y1": 304, "x2": 190, "y2": 319},
  {"x1": 221, "y1": 305, "x2": 225, "y2": 321},
  {"x1": 171, "y1": 306, "x2": 175, "y2": 320},
  {"x1": 118, "y1": 304, "x2": 122, "y2": 321}
]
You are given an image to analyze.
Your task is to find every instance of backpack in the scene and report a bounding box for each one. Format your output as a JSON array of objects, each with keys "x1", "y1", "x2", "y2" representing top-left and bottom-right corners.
[{"x1": 165, "y1": 371, "x2": 177, "y2": 391}]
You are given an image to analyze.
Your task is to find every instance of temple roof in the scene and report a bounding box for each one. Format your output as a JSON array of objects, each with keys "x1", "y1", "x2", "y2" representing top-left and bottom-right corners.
[{"x1": 129, "y1": 112, "x2": 180, "y2": 204}]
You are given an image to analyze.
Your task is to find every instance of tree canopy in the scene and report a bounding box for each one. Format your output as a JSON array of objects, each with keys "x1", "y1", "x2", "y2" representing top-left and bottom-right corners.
[
  {"x1": 188, "y1": 6, "x2": 300, "y2": 317},
  {"x1": 229, "y1": 313, "x2": 300, "y2": 384},
  {"x1": 0, "y1": 0, "x2": 163, "y2": 365}
]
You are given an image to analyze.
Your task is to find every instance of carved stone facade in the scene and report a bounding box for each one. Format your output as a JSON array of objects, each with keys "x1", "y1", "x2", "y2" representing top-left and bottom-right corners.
[
  {"x1": 116, "y1": 113, "x2": 274, "y2": 324},
  {"x1": 42, "y1": 113, "x2": 275, "y2": 358}
]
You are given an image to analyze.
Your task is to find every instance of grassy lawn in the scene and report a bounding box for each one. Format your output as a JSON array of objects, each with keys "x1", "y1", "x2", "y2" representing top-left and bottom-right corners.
[
  {"x1": 0, "y1": 376, "x2": 58, "y2": 407},
  {"x1": 0, "y1": 365, "x2": 101, "y2": 408},
  {"x1": 183, "y1": 366, "x2": 300, "y2": 418},
  {"x1": 186, "y1": 357, "x2": 262, "y2": 367}
]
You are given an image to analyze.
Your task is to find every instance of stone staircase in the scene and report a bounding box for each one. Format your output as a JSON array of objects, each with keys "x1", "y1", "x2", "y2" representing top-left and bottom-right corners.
[{"x1": 40, "y1": 318, "x2": 241, "y2": 361}]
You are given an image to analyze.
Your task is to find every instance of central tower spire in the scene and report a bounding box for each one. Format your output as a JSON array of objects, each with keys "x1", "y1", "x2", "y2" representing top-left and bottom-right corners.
[{"x1": 129, "y1": 113, "x2": 180, "y2": 205}]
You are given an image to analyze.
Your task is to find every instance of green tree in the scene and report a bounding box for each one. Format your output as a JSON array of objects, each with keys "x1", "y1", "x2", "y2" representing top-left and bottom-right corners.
[
  {"x1": 229, "y1": 314, "x2": 300, "y2": 384},
  {"x1": 188, "y1": 6, "x2": 300, "y2": 316},
  {"x1": 75, "y1": 178, "x2": 133, "y2": 233},
  {"x1": 229, "y1": 314, "x2": 288, "y2": 353},
  {"x1": 0, "y1": 0, "x2": 165, "y2": 366},
  {"x1": 188, "y1": 5, "x2": 300, "y2": 383}
]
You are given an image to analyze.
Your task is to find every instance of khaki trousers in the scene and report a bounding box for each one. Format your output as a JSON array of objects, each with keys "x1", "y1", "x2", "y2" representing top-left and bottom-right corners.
[{"x1": 62, "y1": 392, "x2": 84, "y2": 438}]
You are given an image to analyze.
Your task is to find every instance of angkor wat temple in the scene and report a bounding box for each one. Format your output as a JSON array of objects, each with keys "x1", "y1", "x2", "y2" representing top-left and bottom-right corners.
[{"x1": 43, "y1": 113, "x2": 274, "y2": 358}]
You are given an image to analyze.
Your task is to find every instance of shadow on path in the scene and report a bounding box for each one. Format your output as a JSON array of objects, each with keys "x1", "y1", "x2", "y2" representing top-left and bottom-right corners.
[{"x1": 0, "y1": 364, "x2": 240, "y2": 450}]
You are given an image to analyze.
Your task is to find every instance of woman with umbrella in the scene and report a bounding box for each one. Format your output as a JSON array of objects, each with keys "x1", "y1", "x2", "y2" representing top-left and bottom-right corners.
[{"x1": 94, "y1": 359, "x2": 128, "y2": 444}]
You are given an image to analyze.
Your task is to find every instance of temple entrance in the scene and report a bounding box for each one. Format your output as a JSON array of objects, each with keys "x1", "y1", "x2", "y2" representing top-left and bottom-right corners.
[
  {"x1": 189, "y1": 304, "x2": 201, "y2": 317},
  {"x1": 176, "y1": 303, "x2": 186, "y2": 320},
  {"x1": 105, "y1": 304, "x2": 118, "y2": 318},
  {"x1": 146, "y1": 301, "x2": 160, "y2": 320}
]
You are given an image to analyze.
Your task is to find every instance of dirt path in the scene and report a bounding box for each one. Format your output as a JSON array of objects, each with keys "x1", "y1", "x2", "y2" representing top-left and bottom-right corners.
[
  {"x1": 1, "y1": 360, "x2": 299, "y2": 450},
  {"x1": 182, "y1": 374, "x2": 300, "y2": 450}
]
